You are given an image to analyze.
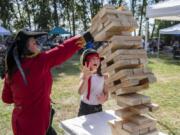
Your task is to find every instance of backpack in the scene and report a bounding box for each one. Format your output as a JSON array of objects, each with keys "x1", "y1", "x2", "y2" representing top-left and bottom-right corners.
[
  {"x1": 0, "y1": 38, "x2": 14, "y2": 79},
  {"x1": 0, "y1": 44, "x2": 6, "y2": 79}
]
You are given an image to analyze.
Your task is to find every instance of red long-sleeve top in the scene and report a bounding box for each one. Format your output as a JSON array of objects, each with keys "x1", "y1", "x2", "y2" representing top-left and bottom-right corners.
[{"x1": 2, "y1": 36, "x2": 81, "y2": 135}]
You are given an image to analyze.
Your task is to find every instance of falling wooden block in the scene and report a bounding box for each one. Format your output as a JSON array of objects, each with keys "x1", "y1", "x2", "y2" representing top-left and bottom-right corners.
[
  {"x1": 93, "y1": 21, "x2": 138, "y2": 41},
  {"x1": 116, "y1": 93, "x2": 151, "y2": 106},
  {"x1": 99, "y1": 6, "x2": 133, "y2": 19}
]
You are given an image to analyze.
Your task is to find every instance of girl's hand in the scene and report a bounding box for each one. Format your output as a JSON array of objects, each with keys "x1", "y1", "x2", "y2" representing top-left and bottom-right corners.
[
  {"x1": 97, "y1": 93, "x2": 107, "y2": 104},
  {"x1": 82, "y1": 62, "x2": 92, "y2": 80}
]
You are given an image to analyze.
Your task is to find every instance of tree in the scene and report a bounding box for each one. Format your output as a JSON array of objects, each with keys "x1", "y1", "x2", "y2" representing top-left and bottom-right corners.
[
  {"x1": 0, "y1": 0, "x2": 14, "y2": 30},
  {"x1": 138, "y1": 0, "x2": 147, "y2": 36},
  {"x1": 34, "y1": 0, "x2": 52, "y2": 31},
  {"x1": 52, "y1": 0, "x2": 59, "y2": 27}
]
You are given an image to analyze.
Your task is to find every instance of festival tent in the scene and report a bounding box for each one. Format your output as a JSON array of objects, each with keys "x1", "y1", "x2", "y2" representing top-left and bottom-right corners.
[
  {"x1": 159, "y1": 23, "x2": 180, "y2": 35},
  {"x1": 48, "y1": 27, "x2": 70, "y2": 35},
  {"x1": 146, "y1": 0, "x2": 180, "y2": 57},
  {"x1": 0, "y1": 26, "x2": 11, "y2": 36},
  {"x1": 146, "y1": 0, "x2": 180, "y2": 21}
]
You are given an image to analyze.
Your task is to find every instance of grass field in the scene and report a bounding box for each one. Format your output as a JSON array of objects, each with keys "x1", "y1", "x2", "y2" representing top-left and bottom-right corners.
[{"x1": 0, "y1": 54, "x2": 180, "y2": 135}]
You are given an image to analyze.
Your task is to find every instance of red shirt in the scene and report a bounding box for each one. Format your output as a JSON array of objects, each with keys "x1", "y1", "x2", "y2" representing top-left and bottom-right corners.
[{"x1": 2, "y1": 36, "x2": 81, "y2": 135}]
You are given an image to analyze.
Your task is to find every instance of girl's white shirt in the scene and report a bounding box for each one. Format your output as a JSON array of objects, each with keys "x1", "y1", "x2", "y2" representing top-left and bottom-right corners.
[{"x1": 81, "y1": 74, "x2": 104, "y2": 105}]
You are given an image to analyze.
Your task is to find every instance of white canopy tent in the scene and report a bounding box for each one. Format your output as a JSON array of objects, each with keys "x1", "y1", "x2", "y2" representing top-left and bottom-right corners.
[
  {"x1": 146, "y1": 0, "x2": 180, "y2": 57},
  {"x1": 146, "y1": 0, "x2": 180, "y2": 21},
  {"x1": 160, "y1": 23, "x2": 180, "y2": 35},
  {"x1": 0, "y1": 26, "x2": 11, "y2": 36}
]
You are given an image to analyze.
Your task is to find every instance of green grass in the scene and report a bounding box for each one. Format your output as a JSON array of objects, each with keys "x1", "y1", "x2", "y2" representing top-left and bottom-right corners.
[{"x1": 0, "y1": 54, "x2": 180, "y2": 135}]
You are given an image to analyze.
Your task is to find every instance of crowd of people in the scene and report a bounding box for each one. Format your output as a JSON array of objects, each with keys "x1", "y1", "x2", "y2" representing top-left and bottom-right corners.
[{"x1": 141, "y1": 36, "x2": 180, "y2": 57}]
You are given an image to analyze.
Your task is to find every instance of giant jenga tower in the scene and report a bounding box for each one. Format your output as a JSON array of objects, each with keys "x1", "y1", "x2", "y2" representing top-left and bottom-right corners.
[{"x1": 90, "y1": 5, "x2": 160, "y2": 135}]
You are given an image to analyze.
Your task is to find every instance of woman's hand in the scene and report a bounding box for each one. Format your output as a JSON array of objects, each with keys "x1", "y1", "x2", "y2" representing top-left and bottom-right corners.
[{"x1": 75, "y1": 37, "x2": 86, "y2": 48}]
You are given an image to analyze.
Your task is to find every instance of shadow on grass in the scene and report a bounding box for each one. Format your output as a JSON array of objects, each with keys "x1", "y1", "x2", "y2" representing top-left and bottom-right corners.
[{"x1": 51, "y1": 54, "x2": 81, "y2": 81}]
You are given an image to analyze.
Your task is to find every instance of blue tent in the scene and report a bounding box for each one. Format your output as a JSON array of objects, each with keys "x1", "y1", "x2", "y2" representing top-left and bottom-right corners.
[
  {"x1": 48, "y1": 27, "x2": 70, "y2": 35},
  {"x1": 0, "y1": 26, "x2": 11, "y2": 36}
]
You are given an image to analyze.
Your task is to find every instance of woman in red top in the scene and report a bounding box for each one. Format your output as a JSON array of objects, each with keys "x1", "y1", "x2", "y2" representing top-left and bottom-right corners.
[{"x1": 1, "y1": 30, "x2": 93, "y2": 135}]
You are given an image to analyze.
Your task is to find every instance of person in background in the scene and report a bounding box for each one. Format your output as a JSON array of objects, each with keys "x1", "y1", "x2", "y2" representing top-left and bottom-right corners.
[
  {"x1": 78, "y1": 49, "x2": 108, "y2": 116},
  {"x1": 1, "y1": 30, "x2": 93, "y2": 135}
]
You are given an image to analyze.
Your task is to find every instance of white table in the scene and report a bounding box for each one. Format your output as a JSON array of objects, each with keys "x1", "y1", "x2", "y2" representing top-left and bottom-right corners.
[{"x1": 60, "y1": 110, "x2": 167, "y2": 135}]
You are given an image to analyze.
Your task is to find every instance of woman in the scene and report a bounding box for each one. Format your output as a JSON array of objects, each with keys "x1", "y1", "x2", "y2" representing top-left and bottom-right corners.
[{"x1": 1, "y1": 30, "x2": 92, "y2": 135}]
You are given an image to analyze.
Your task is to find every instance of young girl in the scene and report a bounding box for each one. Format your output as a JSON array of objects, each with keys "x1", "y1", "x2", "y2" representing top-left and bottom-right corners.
[{"x1": 78, "y1": 49, "x2": 108, "y2": 116}]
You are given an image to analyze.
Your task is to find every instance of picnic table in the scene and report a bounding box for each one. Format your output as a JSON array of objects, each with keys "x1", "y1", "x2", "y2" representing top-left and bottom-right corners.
[{"x1": 60, "y1": 110, "x2": 167, "y2": 135}]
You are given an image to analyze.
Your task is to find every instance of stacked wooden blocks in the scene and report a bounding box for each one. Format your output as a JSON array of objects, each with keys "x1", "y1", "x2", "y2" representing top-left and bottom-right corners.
[{"x1": 90, "y1": 5, "x2": 159, "y2": 135}]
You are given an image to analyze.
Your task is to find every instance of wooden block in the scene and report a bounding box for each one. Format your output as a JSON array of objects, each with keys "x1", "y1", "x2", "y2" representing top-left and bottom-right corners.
[
  {"x1": 121, "y1": 31, "x2": 132, "y2": 36},
  {"x1": 114, "y1": 49, "x2": 147, "y2": 55},
  {"x1": 147, "y1": 74, "x2": 157, "y2": 84},
  {"x1": 115, "y1": 108, "x2": 137, "y2": 119},
  {"x1": 110, "y1": 91, "x2": 116, "y2": 98},
  {"x1": 118, "y1": 128, "x2": 139, "y2": 135},
  {"x1": 98, "y1": 43, "x2": 111, "y2": 56},
  {"x1": 121, "y1": 79, "x2": 140, "y2": 88},
  {"x1": 99, "y1": 7, "x2": 133, "y2": 19},
  {"x1": 108, "y1": 118, "x2": 138, "y2": 135},
  {"x1": 127, "y1": 115, "x2": 153, "y2": 125},
  {"x1": 94, "y1": 29, "x2": 122, "y2": 41},
  {"x1": 121, "y1": 73, "x2": 156, "y2": 84},
  {"x1": 108, "y1": 69, "x2": 134, "y2": 83},
  {"x1": 93, "y1": 21, "x2": 138, "y2": 41},
  {"x1": 116, "y1": 93, "x2": 151, "y2": 106},
  {"x1": 109, "y1": 80, "x2": 139, "y2": 91},
  {"x1": 145, "y1": 130, "x2": 159, "y2": 135},
  {"x1": 108, "y1": 118, "x2": 123, "y2": 128},
  {"x1": 121, "y1": 82, "x2": 149, "y2": 91},
  {"x1": 115, "y1": 83, "x2": 149, "y2": 95},
  {"x1": 148, "y1": 124, "x2": 157, "y2": 131},
  {"x1": 105, "y1": 50, "x2": 147, "y2": 64},
  {"x1": 109, "y1": 82, "x2": 122, "y2": 93},
  {"x1": 102, "y1": 58, "x2": 141, "y2": 73},
  {"x1": 123, "y1": 122, "x2": 138, "y2": 132},
  {"x1": 110, "y1": 36, "x2": 142, "y2": 49},
  {"x1": 129, "y1": 105, "x2": 149, "y2": 114},
  {"x1": 145, "y1": 103, "x2": 159, "y2": 112},
  {"x1": 108, "y1": 119, "x2": 123, "y2": 135},
  {"x1": 117, "y1": 100, "x2": 129, "y2": 108},
  {"x1": 123, "y1": 120, "x2": 156, "y2": 133},
  {"x1": 113, "y1": 54, "x2": 147, "y2": 62},
  {"x1": 140, "y1": 128, "x2": 149, "y2": 135}
]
